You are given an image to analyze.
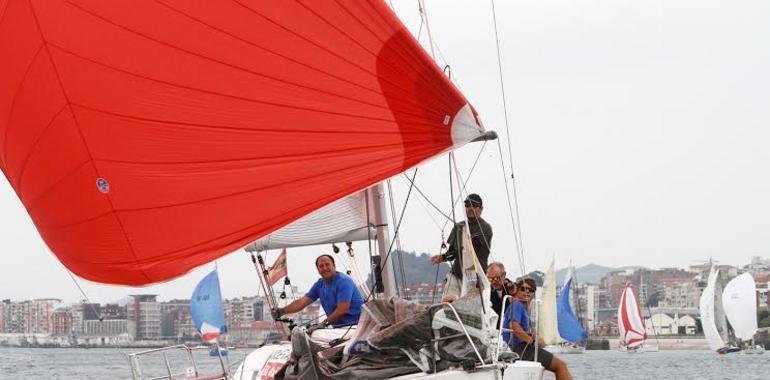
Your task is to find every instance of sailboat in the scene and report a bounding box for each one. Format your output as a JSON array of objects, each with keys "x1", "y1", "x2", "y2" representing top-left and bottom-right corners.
[
  {"x1": 539, "y1": 261, "x2": 587, "y2": 354},
  {"x1": 538, "y1": 260, "x2": 561, "y2": 352},
  {"x1": 190, "y1": 269, "x2": 229, "y2": 357},
  {"x1": 555, "y1": 266, "x2": 588, "y2": 353},
  {"x1": 617, "y1": 283, "x2": 647, "y2": 352},
  {"x1": 0, "y1": 1, "x2": 544, "y2": 379},
  {"x1": 700, "y1": 265, "x2": 733, "y2": 354},
  {"x1": 722, "y1": 273, "x2": 764, "y2": 355}
]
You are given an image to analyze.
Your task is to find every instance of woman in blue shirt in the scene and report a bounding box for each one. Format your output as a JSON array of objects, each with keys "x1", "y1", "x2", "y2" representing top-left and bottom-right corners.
[{"x1": 503, "y1": 278, "x2": 573, "y2": 380}]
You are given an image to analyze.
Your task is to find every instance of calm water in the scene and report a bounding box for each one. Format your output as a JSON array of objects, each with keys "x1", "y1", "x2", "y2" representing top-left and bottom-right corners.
[{"x1": 0, "y1": 348, "x2": 767, "y2": 379}]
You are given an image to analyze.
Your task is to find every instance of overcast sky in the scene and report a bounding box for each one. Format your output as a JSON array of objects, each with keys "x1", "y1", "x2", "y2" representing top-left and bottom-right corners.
[{"x1": 1, "y1": 0, "x2": 768, "y2": 304}]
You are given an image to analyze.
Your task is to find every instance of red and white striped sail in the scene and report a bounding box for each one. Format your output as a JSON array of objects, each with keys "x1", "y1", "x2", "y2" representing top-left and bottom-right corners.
[
  {"x1": 0, "y1": 1, "x2": 485, "y2": 285},
  {"x1": 617, "y1": 283, "x2": 647, "y2": 348}
]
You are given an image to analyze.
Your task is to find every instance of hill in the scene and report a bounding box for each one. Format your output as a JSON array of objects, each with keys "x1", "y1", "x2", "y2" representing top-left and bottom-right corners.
[{"x1": 555, "y1": 263, "x2": 618, "y2": 285}]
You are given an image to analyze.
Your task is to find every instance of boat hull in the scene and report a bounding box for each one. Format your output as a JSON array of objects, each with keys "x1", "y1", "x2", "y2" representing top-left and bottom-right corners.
[{"x1": 233, "y1": 344, "x2": 545, "y2": 380}]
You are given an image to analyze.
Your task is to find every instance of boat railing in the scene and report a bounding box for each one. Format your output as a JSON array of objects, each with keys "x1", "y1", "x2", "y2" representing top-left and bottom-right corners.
[
  {"x1": 494, "y1": 295, "x2": 539, "y2": 363},
  {"x1": 128, "y1": 344, "x2": 228, "y2": 380},
  {"x1": 431, "y1": 302, "x2": 486, "y2": 365}
]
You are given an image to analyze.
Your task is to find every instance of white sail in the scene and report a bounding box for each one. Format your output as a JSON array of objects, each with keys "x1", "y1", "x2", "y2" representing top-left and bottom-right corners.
[
  {"x1": 539, "y1": 260, "x2": 560, "y2": 345},
  {"x1": 617, "y1": 284, "x2": 647, "y2": 348},
  {"x1": 722, "y1": 273, "x2": 758, "y2": 341},
  {"x1": 244, "y1": 191, "x2": 374, "y2": 251},
  {"x1": 699, "y1": 266, "x2": 725, "y2": 351}
]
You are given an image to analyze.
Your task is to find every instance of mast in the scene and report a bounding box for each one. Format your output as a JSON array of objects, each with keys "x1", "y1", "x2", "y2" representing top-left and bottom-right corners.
[{"x1": 367, "y1": 184, "x2": 398, "y2": 299}]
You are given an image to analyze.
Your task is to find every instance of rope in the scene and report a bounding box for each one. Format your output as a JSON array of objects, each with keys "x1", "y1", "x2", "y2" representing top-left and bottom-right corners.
[
  {"x1": 489, "y1": 0, "x2": 526, "y2": 276},
  {"x1": 496, "y1": 139, "x2": 526, "y2": 276},
  {"x1": 64, "y1": 269, "x2": 102, "y2": 321},
  {"x1": 417, "y1": 0, "x2": 437, "y2": 60},
  {"x1": 365, "y1": 168, "x2": 419, "y2": 302}
]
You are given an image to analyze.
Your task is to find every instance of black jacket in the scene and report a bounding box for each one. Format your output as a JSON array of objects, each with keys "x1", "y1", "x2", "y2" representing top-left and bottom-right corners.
[
  {"x1": 441, "y1": 217, "x2": 493, "y2": 278},
  {"x1": 490, "y1": 286, "x2": 512, "y2": 317}
]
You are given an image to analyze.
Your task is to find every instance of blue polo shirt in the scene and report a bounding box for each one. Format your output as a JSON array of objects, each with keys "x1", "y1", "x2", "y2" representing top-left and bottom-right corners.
[
  {"x1": 502, "y1": 301, "x2": 529, "y2": 348},
  {"x1": 305, "y1": 271, "x2": 363, "y2": 327}
]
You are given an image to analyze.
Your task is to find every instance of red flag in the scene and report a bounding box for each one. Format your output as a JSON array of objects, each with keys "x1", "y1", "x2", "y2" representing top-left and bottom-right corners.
[{"x1": 266, "y1": 249, "x2": 288, "y2": 286}]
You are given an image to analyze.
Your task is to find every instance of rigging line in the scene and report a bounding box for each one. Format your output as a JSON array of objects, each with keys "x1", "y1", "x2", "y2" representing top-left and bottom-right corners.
[
  {"x1": 489, "y1": 0, "x2": 516, "y2": 179},
  {"x1": 490, "y1": 0, "x2": 526, "y2": 273},
  {"x1": 417, "y1": 0, "x2": 437, "y2": 60},
  {"x1": 400, "y1": 173, "x2": 451, "y2": 223},
  {"x1": 496, "y1": 138, "x2": 526, "y2": 276},
  {"x1": 387, "y1": 179, "x2": 408, "y2": 298},
  {"x1": 407, "y1": 183, "x2": 445, "y2": 233},
  {"x1": 364, "y1": 168, "x2": 419, "y2": 302},
  {"x1": 448, "y1": 155, "x2": 492, "y2": 259},
  {"x1": 439, "y1": 141, "x2": 488, "y2": 232},
  {"x1": 64, "y1": 269, "x2": 102, "y2": 321}
]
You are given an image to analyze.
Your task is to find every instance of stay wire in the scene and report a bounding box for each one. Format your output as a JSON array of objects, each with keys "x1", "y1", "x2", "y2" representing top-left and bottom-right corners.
[
  {"x1": 440, "y1": 141, "x2": 488, "y2": 232},
  {"x1": 65, "y1": 269, "x2": 102, "y2": 321},
  {"x1": 496, "y1": 138, "x2": 526, "y2": 276},
  {"x1": 365, "y1": 168, "x2": 419, "y2": 303}
]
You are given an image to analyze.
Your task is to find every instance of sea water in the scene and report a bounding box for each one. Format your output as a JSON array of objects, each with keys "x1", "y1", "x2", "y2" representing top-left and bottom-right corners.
[{"x1": 0, "y1": 347, "x2": 767, "y2": 379}]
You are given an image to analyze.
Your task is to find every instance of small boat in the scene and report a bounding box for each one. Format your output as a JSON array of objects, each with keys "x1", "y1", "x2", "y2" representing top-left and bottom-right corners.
[
  {"x1": 617, "y1": 283, "x2": 647, "y2": 352},
  {"x1": 722, "y1": 273, "x2": 761, "y2": 355}
]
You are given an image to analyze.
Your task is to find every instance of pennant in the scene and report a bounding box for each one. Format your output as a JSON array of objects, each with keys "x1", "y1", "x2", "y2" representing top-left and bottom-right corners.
[{"x1": 267, "y1": 249, "x2": 288, "y2": 286}]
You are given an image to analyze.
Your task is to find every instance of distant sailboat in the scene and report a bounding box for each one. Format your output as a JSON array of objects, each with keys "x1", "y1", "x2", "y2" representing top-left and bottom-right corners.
[
  {"x1": 539, "y1": 260, "x2": 561, "y2": 351},
  {"x1": 700, "y1": 265, "x2": 731, "y2": 353},
  {"x1": 539, "y1": 261, "x2": 587, "y2": 354},
  {"x1": 722, "y1": 273, "x2": 764, "y2": 354},
  {"x1": 190, "y1": 270, "x2": 228, "y2": 356},
  {"x1": 617, "y1": 283, "x2": 647, "y2": 352},
  {"x1": 556, "y1": 266, "x2": 588, "y2": 353}
]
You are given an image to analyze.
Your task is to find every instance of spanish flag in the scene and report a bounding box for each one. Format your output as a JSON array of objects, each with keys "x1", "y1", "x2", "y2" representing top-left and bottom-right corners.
[{"x1": 266, "y1": 249, "x2": 288, "y2": 286}]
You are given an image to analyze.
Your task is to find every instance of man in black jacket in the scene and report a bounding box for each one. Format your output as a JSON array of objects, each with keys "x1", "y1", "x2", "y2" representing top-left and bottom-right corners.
[{"x1": 431, "y1": 193, "x2": 493, "y2": 302}]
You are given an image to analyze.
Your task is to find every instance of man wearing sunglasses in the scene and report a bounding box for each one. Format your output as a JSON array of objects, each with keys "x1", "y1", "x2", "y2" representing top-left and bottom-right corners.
[
  {"x1": 487, "y1": 262, "x2": 517, "y2": 317},
  {"x1": 431, "y1": 193, "x2": 493, "y2": 302}
]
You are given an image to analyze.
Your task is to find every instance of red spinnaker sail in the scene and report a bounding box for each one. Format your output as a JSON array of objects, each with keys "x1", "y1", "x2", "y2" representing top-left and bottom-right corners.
[{"x1": 0, "y1": 1, "x2": 485, "y2": 285}]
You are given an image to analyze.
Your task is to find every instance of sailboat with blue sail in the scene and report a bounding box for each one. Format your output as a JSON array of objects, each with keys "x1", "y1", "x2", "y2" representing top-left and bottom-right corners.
[
  {"x1": 556, "y1": 266, "x2": 588, "y2": 353},
  {"x1": 540, "y1": 261, "x2": 588, "y2": 354},
  {"x1": 191, "y1": 269, "x2": 229, "y2": 356}
]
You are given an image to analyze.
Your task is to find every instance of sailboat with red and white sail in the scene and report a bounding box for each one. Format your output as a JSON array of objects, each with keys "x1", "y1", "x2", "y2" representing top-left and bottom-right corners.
[
  {"x1": 617, "y1": 283, "x2": 647, "y2": 352},
  {"x1": 0, "y1": 1, "x2": 544, "y2": 379}
]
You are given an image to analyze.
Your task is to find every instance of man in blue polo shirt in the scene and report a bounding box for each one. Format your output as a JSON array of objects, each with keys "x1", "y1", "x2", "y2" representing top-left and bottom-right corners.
[{"x1": 271, "y1": 254, "x2": 363, "y2": 328}]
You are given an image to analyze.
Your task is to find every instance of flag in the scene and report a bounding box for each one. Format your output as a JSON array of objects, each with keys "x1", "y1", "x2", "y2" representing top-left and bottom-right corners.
[{"x1": 267, "y1": 249, "x2": 288, "y2": 286}]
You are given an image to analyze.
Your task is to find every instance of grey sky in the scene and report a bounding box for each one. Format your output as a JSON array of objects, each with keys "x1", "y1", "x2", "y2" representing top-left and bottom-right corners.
[{"x1": 1, "y1": 0, "x2": 768, "y2": 304}]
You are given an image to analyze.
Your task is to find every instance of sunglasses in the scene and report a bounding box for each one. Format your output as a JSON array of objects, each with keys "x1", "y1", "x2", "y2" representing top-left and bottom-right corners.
[
  {"x1": 520, "y1": 287, "x2": 535, "y2": 293},
  {"x1": 487, "y1": 275, "x2": 503, "y2": 281},
  {"x1": 464, "y1": 201, "x2": 481, "y2": 208}
]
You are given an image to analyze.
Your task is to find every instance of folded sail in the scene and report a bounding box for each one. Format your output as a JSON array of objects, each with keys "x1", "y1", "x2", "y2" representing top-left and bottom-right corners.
[
  {"x1": 722, "y1": 273, "x2": 758, "y2": 341},
  {"x1": 618, "y1": 284, "x2": 647, "y2": 348},
  {"x1": 557, "y1": 277, "x2": 588, "y2": 342},
  {"x1": 0, "y1": 1, "x2": 485, "y2": 285},
  {"x1": 191, "y1": 270, "x2": 227, "y2": 342},
  {"x1": 245, "y1": 192, "x2": 373, "y2": 252},
  {"x1": 699, "y1": 266, "x2": 725, "y2": 351}
]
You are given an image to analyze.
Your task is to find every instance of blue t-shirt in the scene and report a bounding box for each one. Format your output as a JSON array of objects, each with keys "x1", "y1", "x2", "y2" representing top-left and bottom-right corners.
[
  {"x1": 305, "y1": 271, "x2": 363, "y2": 327},
  {"x1": 502, "y1": 301, "x2": 529, "y2": 348}
]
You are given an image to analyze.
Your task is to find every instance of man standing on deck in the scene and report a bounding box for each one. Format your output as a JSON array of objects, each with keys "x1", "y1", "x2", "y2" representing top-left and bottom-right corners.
[
  {"x1": 430, "y1": 193, "x2": 493, "y2": 303},
  {"x1": 271, "y1": 254, "x2": 363, "y2": 328}
]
